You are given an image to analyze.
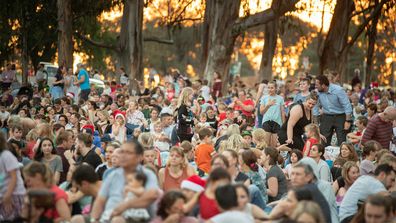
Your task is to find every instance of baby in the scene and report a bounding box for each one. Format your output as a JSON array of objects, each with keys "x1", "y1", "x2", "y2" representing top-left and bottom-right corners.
[
  {"x1": 100, "y1": 172, "x2": 149, "y2": 222},
  {"x1": 122, "y1": 172, "x2": 150, "y2": 221}
]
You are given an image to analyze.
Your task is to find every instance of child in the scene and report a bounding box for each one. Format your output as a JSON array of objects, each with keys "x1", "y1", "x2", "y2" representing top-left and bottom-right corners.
[
  {"x1": 143, "y1": 147, "x2": 159, "y2": 173},
  {"x1": 198, "y1": 112, "x2": 211, "y2": 128},
  {"x1": 217, "y1": 103, "x2": 227, "y2": 123},
  {"x1": 283, "y1": 149, "x2": 303, "y2": 178},
  {"x1": 180, "y1": 140, "x2": 196, "y2": 169},
  {"x1": 101, "y1": 172, "x2": 150, "y2": 222},
  {"x1": 195, "y1": 127, "x2": 215, "y2": 176},
  {"x1": 152, "y1": 120, "x2": 170, "y2": 152},
  {"x1": 8, "y1": 124, "x2": 27, "y2": 157},
  {"x1": 347, "y1": 116, "x2": 368, "y2": 145},
  {"x1": 303, "y1": 124, "x2": 320, "y2": 157}
]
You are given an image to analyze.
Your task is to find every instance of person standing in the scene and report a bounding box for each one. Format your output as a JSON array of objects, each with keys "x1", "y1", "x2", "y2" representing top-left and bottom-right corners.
[
  {"x1": 74, "y1": 63, "x2": 90, "y2": 101},
  {"x1": 1, "y1": 64, "x2": 16, "y2": 91},
  {"x1": 176, "y1": 87, "x2": 195, "y2": 142},
  {"x1": 51, "y1": 66, "x2": 66, "y2": 100},
  {"x1": 35, "y1": 63, "x2": 47, "y2": 92},
  {"x1": 260, "y1": 81, "x2": 285, "y2": 147},
  {"x1": 293, "y1": 78, "x2": 311, "y2": 103},
  {"x1": 313, "y1": 75, "x2": 353, "y2": 146}
]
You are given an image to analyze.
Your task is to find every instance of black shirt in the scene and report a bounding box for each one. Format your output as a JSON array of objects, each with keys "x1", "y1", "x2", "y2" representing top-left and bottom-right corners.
[
  {"x1": 81, "y1": 149, "x2": 102, "y2": 169},
  {"x1": 235, "y1": 172, "x2": 249, "y2": 183}
]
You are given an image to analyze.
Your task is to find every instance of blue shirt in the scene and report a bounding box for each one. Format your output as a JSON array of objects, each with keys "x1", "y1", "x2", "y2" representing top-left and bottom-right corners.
[
  {"x1": 99, "y1": 166, "x2": 159, "y2": 215},
  {"x1": 313, "y1": 84, "x2": 352, "y2": 116},
  {"x1": 293, "y1": 93, "x2": 307, "y2": 103},
  {"x1": 78, "y1": 69, "x2": 90, "y2": 90},
  {"x1": 260, "y1": 95, "x2": 284, "y2": 126}
]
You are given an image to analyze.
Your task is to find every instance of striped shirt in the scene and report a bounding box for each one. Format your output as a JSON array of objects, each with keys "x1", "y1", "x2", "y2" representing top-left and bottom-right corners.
[{"x1": 361, "y1": 114, "x2": 393, "y2": 149}]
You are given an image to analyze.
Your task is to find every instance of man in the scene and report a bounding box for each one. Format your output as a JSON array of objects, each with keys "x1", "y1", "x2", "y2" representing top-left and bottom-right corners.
[
  {"x1": 361, "y1": 106, "x2": 396, "y2": 149},
  {"x1": 288, "y1": 162, "x2": 332, "y2": 223},
  {"x1": 75, "y1": 133, "x2": 102, "y2": 169},
  {"x1": 339, "y1": 164, "x2": 395, "y2": 222},
  {"x1": 298, "y1": 158, "x2": 339, "y2": 223},
  {"x1": 70, "y1": 164, "x2": 102, "y2": 223},
  {"x1": 74, "y1": 63, "x2": 90, "y2": 101},
  {"x1": 90, "y1": 141, "x2": 159, "y2": 223},
  {"x1": 363, "y1": 194, "x2": 393, "y2": 223},
  {"x1": 95, "y1": 142, "x2": 120, "y2": 180},
  {"x1": 56, "y1": 131, "x2": 74, "y2": 184},
  {"x1": 314, "y1": 75, "x2": 353, "y2": 146}
]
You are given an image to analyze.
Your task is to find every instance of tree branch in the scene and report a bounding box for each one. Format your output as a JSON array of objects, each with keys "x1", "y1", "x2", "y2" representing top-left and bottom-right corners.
[
  {"x1": 343, "y1": 0, "x2": 390, "y2": 53},
  {"x1": 143, "y1": 36, "x2": 174, "y2": 44},
  {"x1": 232, "y1": 0, "x2": 299, "y2": 36},
  {"x1": 74, "y1": 31, "x2": 118, "y2": 51},
  {"x1": 350, "y1": 4, "x2": 375, "y2": 18}
]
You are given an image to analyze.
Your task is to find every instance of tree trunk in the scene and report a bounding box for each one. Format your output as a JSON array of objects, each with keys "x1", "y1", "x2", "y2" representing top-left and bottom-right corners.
[
  {"x1": 57, "y1": 0, "x2": 73, "y2": 69},
  {"x1": 365, "y1": 0, "x2": 380, "y2": 85},
  {"x1": 258, "y1": 21, "x2": 278, "y2": 82},
  {"x1": 200, "y1": 0, "x2": 215, "y2": 79},
  {"x1": 127, "y1": 0, "x2": 144, "y2": 95},
  {"x1": 21, "y1": 7, "x2": 28, "y2": 84},
  {"x1": 319, "y1": 0, "x2": 355, "y2": 78},
  {"x1": 203, "y1": 0, "x2": 241, "y2": 89}
]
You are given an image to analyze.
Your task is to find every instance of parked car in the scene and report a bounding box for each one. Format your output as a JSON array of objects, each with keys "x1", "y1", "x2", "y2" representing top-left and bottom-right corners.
[{"x1": 39, "y1": 62, "x2": 58, "y2": 86}]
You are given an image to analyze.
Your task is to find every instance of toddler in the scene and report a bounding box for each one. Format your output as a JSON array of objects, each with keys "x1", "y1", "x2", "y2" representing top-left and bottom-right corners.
[{"x1": 303, "y1": 124, "x2": 321, "y2": 157}]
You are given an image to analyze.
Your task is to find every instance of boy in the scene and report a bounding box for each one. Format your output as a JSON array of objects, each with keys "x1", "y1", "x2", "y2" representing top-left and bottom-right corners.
[
  {"x1": 180, "y1": 140, "x2": 196, "y2": 169},
  {"x1": 347, "y1": 116, "x2": 368, "y2": 144},
  {"x1": 8, "y1": 124, "x2": 28, "y2": 158},
  {"x1": 195, "y1": 127, "x2": 215, "y2": 177}
]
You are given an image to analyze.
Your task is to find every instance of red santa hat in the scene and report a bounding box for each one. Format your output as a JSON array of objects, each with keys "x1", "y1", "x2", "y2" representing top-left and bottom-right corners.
[
  {"x1": 181, "y1": 175, "x2": 206, "y2": 192},
  {"x1": 81, "y1": 124, "x2": 95, "y2": 135},
  {"x1": 66, "y1": 92, "x2": 75, "y2": 98},
  {"x1": 113, "y1": 110, "x2": 126, "y2": 121},
  {"x1": 370, "y1": 82, "x2": 379, "y2": 88}
]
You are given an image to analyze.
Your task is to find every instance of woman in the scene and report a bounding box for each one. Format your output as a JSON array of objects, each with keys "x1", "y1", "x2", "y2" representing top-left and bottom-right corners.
[
  {"x1": 291, "y1": 201, "x2": 326, "y2": 223},
  {"x1": 293, "y1": 78, "x2": 311, "y2": 103},
  {"x1": 269, "y1": 187, "x2": 314, "y2": 220},
  {"x1": 366, "y1": 103, "x2": 378, "y2": 120},
  {"x1": 151, "y1": 190, "x2": 197, "y2": 223},
  {"x1": 22, "y1": 162, "x2": 71, "y2": 222},
  {"x1": 332, "y1": 161, "x2": 359, "y2": 205},
  {"x1": 309, "y1": 144, "x2": 332, "y2": 182},
  {"x1": 51, "y1": 66, "x2": 66, "y2": 101},
  {"x1": 260, "y1": 81, "x2": 285, "y2": 147},
  {"x1": 234, "y1": 183, "x2": 268, "y2": 221},
  {"x1": 64, "y1": 68, "x2": 78, "y2": 102},
  {"x1": 34, "y1": 138, "x2": 63, "y2": 185},
  {"x1": 222, "y1": 149, "x2": 250, "y2": 185},
  {"x1": 0, "y1": 132, "x2": 26, "y2": 221},
  {"x1": 240, "y1": 149, "x2": 268, "y2": 205},
  {"x1": 86, "y1": 101, "x2": 98, "y2": 124},
  {"x1": 147, "y1": 107, "x2": 160, "y2": 133},
  {"x1": 338, "y1": 142, "x2": 359, "y2": 163},
  {"x1": 211, "y1": 72, "x2": 222, "y2": 100},
  {"x1": 278, "y1": 91, "x2": 318, "y2": 150},
  {"x1": 158, "y1": 146, "x2": 195, "y2": 191},
  {"x1": 176, "y1": 87, "x2": 195, "y2": 142},
  {"x1": 261, "y1": 147, "x2": 287, "y2": 202},
  {"x1": 95, "y1": 110, "x2": 110, "y2": 136}
]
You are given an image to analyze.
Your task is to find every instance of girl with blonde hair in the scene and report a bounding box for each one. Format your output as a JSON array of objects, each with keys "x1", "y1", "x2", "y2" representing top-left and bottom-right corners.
[
  {"x1": 176, "y1": 87, "x2": 195, "y2": 142},
  {"x1": 158, "y1": 146, "x2": 195, "y2": 191}
]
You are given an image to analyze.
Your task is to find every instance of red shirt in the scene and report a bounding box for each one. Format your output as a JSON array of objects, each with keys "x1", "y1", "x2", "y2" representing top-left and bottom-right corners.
[
  {"x1": 303, "y1": 137, "x2": 319, "y2": 157},
  {"x1": 218, "y1": 112, "x2": 226, "y2": 123},
  {"x1": 44, "y1": 186, "x2": 68, "y2": 219},
  {"x1": 199, "y1": 192, "x2": 220, "y2": 220},
  {"x1": 234, "y1": 99, "x2": 254, "y2": 117}
]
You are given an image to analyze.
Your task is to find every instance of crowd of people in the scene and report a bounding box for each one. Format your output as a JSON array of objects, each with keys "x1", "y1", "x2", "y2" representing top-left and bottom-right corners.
[{"x1": 0, "y1": 63, "x2": 396, "y2": 223}]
